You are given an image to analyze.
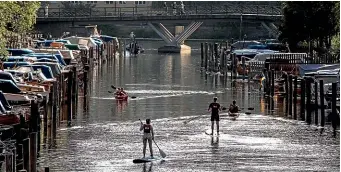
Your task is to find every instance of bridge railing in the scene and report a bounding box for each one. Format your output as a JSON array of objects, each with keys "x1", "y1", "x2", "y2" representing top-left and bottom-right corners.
[{"x1": 37, "y1": 5, "x2": 282, "y2": 18}]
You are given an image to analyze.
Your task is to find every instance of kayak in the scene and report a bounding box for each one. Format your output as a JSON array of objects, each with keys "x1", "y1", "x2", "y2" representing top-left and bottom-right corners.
[
  {"x1": 228, "y1": 112, "x2": 239, "y2": 117},
  {"x1": 115, "y1": 94, "x2": 128, "y2": 101}
]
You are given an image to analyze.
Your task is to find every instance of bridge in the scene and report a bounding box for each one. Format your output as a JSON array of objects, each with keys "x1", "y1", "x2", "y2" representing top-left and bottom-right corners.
[{"x1": 36, "y1": 5, "x2": 283, "y2": 53}]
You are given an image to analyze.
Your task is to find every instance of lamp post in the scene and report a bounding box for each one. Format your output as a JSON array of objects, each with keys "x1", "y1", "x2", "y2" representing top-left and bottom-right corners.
[{"x1": 242, "y1": 34, "x2": 247, "y2": 49}]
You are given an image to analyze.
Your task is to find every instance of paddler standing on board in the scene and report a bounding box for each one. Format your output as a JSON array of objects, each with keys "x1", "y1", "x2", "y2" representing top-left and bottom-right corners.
[
  {"x1": 140, "y1": 119, "x2": 154, "y2": 158},
  {"x1": 208, "y1": 97, "x2": 221, "y2": 135},
  {"x1": 229, "y1": 100, "x2": 239, "y2": 113}
]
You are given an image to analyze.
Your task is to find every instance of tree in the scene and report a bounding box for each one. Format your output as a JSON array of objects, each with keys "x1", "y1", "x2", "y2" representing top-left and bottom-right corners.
[
  {"x1": 0, "y1": 2, "x2": 40, "y2": 57},
  {"x1": 278, "y1": 2, "x2": 339, "y2": 53}
]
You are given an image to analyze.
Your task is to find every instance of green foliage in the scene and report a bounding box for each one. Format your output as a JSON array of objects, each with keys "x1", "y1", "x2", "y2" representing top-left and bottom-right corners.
[
  {"x1": 279, "y1": 2, "x2": 339, "y2": 52},
  {"x1": 0, "y1": 2, "x2": 40, "y2": 57},
  {"x1": 331, "y1": 34, "x2": 340, "y2": 51}
]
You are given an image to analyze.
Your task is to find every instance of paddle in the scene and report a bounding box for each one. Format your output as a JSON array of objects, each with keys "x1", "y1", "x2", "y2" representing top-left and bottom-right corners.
[{"x1": 139, "y1": 119, "x2": 167, "y2": 158}]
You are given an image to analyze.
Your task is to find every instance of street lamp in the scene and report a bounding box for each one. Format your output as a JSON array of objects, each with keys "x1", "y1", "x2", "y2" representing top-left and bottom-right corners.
[{"x1": 242, "y1": 34, "x2": 247, "y2": 49}]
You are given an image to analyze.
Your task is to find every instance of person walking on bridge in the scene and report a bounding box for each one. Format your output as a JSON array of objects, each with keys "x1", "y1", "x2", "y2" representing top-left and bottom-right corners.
[
  {"x1": 130, "y1": 32, "x2": 135, "y2": 42},
  {"x1": 163, "y1": 2, "x2": 168, "y2": 15},
  {"x1": 208, "y1": 97, "x2": 221, "y2": 135},
  {"x1": 180, "y1": 1, "x2": 185, "y2": 15},
  {"x1": 140, "y1": 119, "x2": 154, "y2": 158},
  {"x1": 172, "y1": 2, "x2": 177, "y2": 16}
]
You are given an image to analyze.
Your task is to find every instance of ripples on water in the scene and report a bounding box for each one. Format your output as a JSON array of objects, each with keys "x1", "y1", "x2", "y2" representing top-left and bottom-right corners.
[{"x1": 38, "y1": 41, "x2": 339, "y2": 172}]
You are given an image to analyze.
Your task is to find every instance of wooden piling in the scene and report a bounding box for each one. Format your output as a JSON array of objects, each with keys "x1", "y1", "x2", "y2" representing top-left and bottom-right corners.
[
  {"x1": 285, "y1": 74, "x2": 289, "y2": 114},
  {"x1": 72, "y1": 66, "x2": 77, "y2": 118},
  {"x1": 306, "y1": 78, "x2": 312, "y2": 125},
  {"x1": 200, "y1": 43, "x2": 204, "y2": 67},
  {"x1": 265, "y1": 69, "x2": 270, "y2": 95},
  {"x1": 204, "y1": 42, "x2": 208, "y2": 70},
  {"x1": 123, "y1": 40, "x2": 126, "y2": 58},
  {"x1": 52, "y1": 82, "x2": 57, "y2": 140},
  {"x1": 288, "y1": 75, "x2": 293, "y2": 117},
  {"x1": 23, "y1": 137, "x2": 30, "y2": 172},
  {"x1": 293, "y1": 76, "x2": 298, "y2": 120},
  {"x1": 331, "y1": 82, "x2": 337, "y2": 136},
  {"x1": 242, "y1": 56, "x2": 246, "y2": 80},
  {"x1": 67, "y1": 70, "x2": 73, "y2": 127},
  {"x1": 231, "y1": 54, "x2": 235, "y2": 80},
  {"x1": 29, "y1": 132, "x2": 37, "y2": 172},
  {"x1": 314, "y1": 82, "x2": 318, "y2": 125},
  {"x1": 209, "y1": 43, "x2": 213, "y2": 71},
  {"x1": 300, "y1": 79, "x2": 306, "y2": 121},
  {"x1": 30, "y1": 100, "x2": 39, "y2": 132},
  {"x1": 320, "y1": 80, "x2": 325, "y2": 128},
  {"x1": 271, "y1": 69, "x2": 275, "y2": 97},
  {"x1": 214, "y1": 43, "x2": 218, "y2": 72}
]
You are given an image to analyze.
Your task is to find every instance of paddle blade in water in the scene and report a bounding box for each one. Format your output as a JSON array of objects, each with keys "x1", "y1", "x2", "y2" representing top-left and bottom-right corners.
[
  {"x1": 159, "y1": 149, "x2": 167, "y2": 158},
  {"x1": 222, "y1": 107, "x2": 227, "y2": 110},
  {"x1": 131, "y1": 96, "x2": 137, "y2": 99},
  {"x1": 111, "y1": 85, "x2": 116, "y2": 89}
]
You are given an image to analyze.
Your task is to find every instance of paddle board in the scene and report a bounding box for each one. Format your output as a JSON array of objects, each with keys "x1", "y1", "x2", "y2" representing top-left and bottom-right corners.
[{"x1": 133, "y1": 156, "x2": 162, "y2": 163}]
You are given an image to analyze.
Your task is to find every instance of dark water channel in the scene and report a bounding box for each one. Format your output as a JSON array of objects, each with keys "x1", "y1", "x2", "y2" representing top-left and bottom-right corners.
[{"x1": 37, "y1": 41, "x2": 339, "y2": 172}]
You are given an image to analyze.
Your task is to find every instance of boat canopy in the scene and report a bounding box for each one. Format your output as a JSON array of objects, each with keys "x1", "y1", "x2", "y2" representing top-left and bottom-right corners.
[
  {"x1": 22, "y1": 65, "x2": 54, "y2": 79},
  {"x1": 4, "y1": 56, "x2": 37, "y2": 62},
  {"x1": 99, "y1": 35, "x2": 115, "y2": 42},
  {"x1": 0, "y1": 91, "x2": 12, "y2": 111},
  {"x1": 0, "y1": 79, "x2": 21, "y2": 94},
  {"x1": 7, "y1": 49, "x2": 34, "y2": 56},
  {"x1": 0, "y1": 71, "x2": 18, "y2": 84},
  {"x1": 65, "y1": 44, "x2": 80, "y2": 50},
  {"x1": 3, "y1": 62, "x2": 32, "y2": 69}
]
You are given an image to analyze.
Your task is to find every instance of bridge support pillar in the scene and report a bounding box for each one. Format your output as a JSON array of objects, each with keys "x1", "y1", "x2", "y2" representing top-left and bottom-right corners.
[
  {"x1": 148, "y1": 22, "x2": 203, "y2": 53},
  {"x1": 175, "y1": 26, "x2": 185, "y2": 45}
]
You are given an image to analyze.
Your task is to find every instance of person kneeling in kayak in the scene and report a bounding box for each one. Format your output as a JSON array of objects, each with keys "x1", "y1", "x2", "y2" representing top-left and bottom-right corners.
[
  {"x1": 140, "y1": 119, "x2": 154, "y2": 158},
  {"x1": 208, "y1": 97, "x2": 221, "y2": 135},
  {"x1": 229, "y1": 100, "x2": 239, "y2": 113},
  {"x1": 115, "y1": 88, "x2": 121, "y2": 95}
]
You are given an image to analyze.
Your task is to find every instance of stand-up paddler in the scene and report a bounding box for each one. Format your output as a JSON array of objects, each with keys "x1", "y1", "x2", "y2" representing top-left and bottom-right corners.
[
  {"x1": 140, "y1": 119, "x2": 154, "y2": 158},
  {"x1": 208, "y1": 97, "x2": 221, "y2": 135}
]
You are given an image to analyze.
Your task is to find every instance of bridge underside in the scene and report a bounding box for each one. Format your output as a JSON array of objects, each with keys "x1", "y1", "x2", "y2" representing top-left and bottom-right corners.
[{"x1": 148, "y1": 22, "x2": 203, "y2": 53}]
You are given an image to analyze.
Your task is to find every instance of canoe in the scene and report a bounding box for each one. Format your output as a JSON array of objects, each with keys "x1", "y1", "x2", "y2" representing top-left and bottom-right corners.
[{"x1": 115, "y1": 94, "x2": 128, "y2": 101}]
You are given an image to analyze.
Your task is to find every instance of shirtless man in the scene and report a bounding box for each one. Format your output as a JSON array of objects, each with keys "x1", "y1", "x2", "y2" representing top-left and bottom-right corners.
[
  {"x1": 229, "y1": 100, "x2": 239, "y2": 113},
  {"x1": 208, "y1": 97, "x2": 221, "y2": 135}
]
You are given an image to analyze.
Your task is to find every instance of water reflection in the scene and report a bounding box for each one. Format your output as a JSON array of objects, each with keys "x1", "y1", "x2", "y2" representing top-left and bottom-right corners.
[
  {"x1": 116, "y1": 100, "x2": 128, "y2": 113},
  {"x1": 142, "y1": 163, "x2": 153, "y2": 172}
]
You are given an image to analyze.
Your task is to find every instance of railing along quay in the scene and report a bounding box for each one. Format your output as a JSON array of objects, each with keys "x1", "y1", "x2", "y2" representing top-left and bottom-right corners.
[{"x1": 36, "y1": 5, "x2": 282, "y2": 19}]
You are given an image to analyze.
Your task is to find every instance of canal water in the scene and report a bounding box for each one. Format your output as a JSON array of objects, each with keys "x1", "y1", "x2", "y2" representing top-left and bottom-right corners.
[{"x1": 38, "y1": 41, "x2": 340, "y2": 172}]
